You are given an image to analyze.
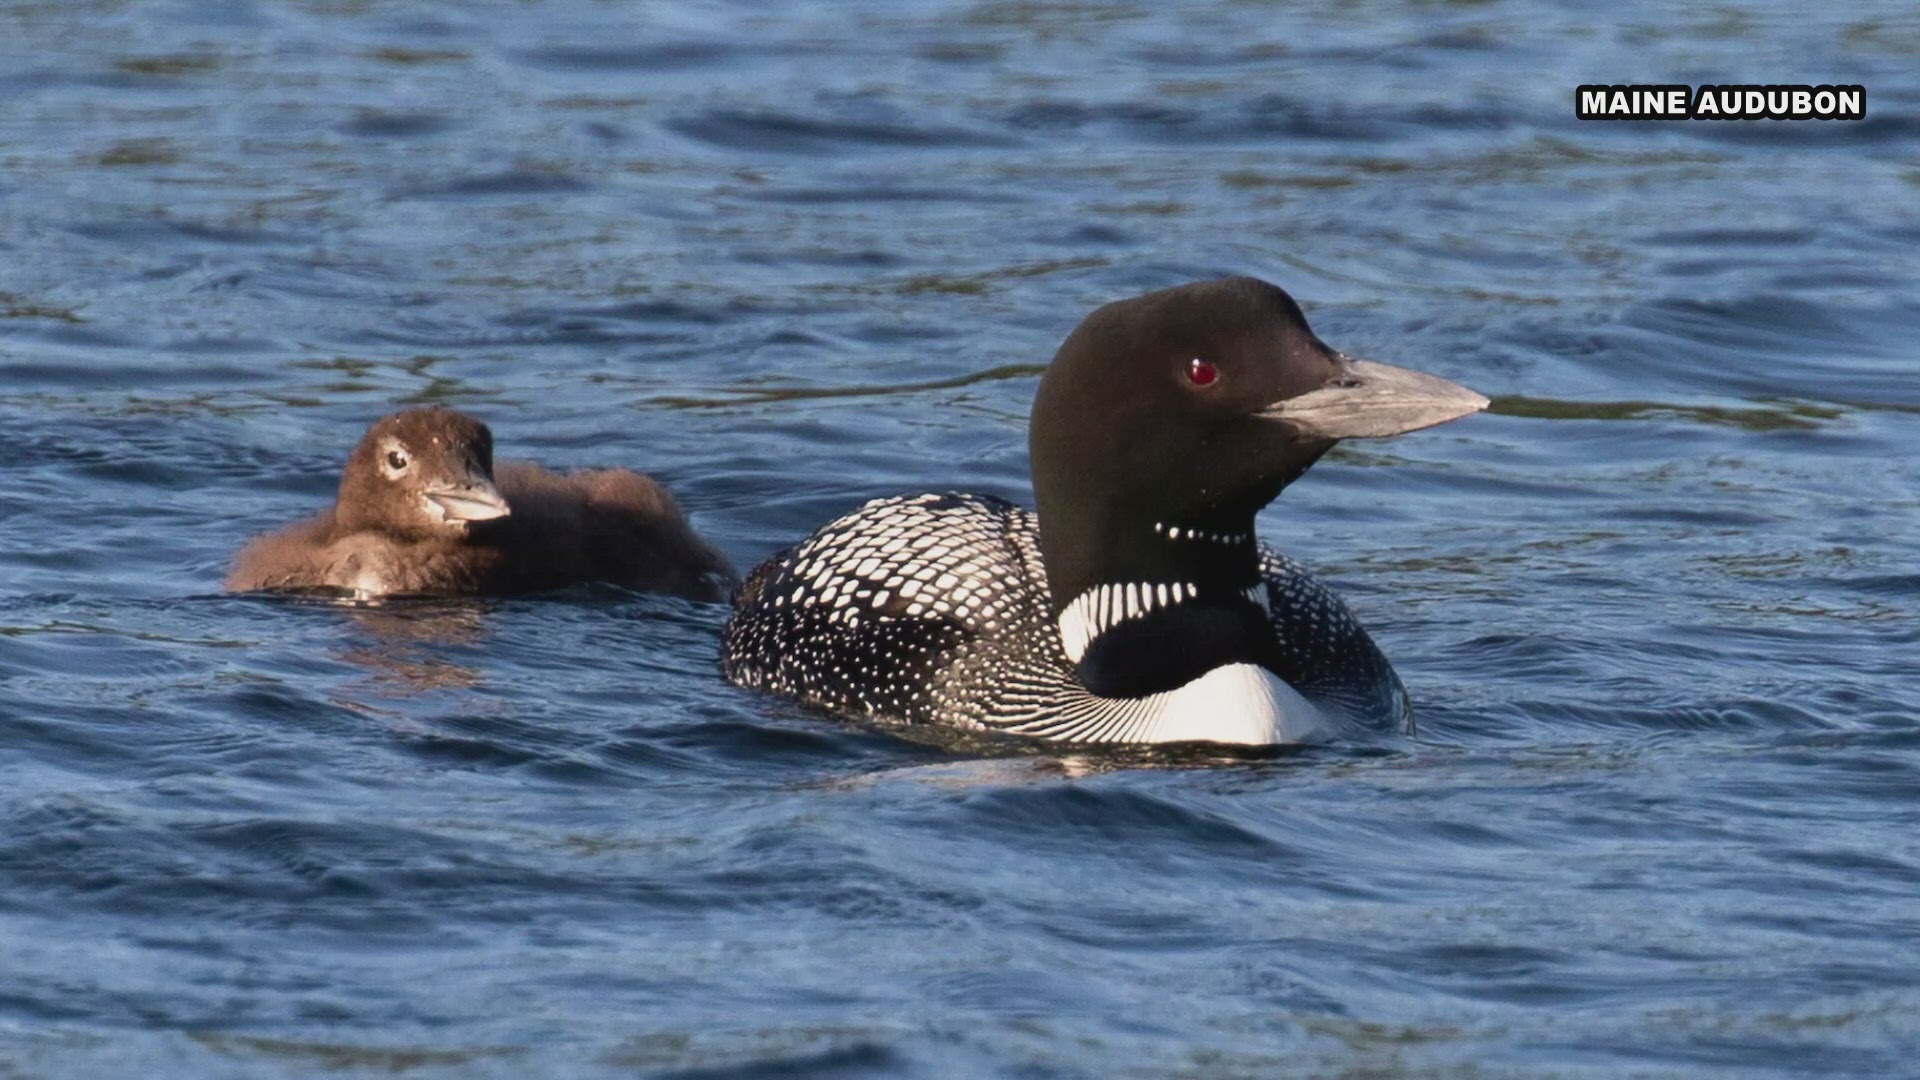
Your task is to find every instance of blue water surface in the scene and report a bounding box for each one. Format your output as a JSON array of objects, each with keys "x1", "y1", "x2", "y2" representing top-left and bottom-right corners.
[{"x1": 1, "y1": 1, "x2": 1917, "y2": 1076}]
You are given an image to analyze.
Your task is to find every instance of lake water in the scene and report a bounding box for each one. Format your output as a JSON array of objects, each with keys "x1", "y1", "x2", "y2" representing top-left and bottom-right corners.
[{"x1": 2, "y1": 1, "x2": 1917, "y2": 1076}]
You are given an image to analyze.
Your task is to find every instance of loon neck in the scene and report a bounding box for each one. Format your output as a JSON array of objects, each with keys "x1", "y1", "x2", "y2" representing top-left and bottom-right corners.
[
  {"x1": 1042, "y1": 507, "x2": 1280, "y2": 700},
  {"x1": 1041, "y1": 508, "x2": 1265, "y2": 622}
]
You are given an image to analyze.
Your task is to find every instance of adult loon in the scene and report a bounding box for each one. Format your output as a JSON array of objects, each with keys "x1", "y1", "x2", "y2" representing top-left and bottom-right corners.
[
  {"x1": 721, "y1": 277, "x2": 1485, "y2": 745},
  {"x1": 229, "y1": 406, "x2": 734, "y2": 601}
]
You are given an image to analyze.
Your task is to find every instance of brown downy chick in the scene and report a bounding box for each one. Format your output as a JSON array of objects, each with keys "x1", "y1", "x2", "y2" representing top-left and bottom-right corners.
[{"x1": 228, "y1": 406, "x2": 734, "y2": 601}]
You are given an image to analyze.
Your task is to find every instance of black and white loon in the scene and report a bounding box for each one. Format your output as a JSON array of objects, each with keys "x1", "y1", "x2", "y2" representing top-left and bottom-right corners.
[{"x1": 721, "y1": 277, "x2": 1486, "y2": 745}]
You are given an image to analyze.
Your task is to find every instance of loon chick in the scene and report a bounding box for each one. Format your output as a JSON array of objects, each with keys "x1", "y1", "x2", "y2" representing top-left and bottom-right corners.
[
  {"x1": 228, "y1": 406, "x2": 734, "y2": 601},
  {"x1": 721, "y1": 277, "x2": 1486, "y2": 745}
]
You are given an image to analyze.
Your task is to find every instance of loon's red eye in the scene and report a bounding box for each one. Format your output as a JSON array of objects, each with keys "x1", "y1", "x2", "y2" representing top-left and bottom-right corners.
[{"x1": 1185, "y1": 357, "x2": 1218, "y2": 387}]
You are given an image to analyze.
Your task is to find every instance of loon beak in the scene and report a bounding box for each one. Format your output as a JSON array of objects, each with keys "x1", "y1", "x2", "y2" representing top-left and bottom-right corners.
[
  {"x1": 1260, "y1": 357, "x2": 1488, "y2": 440},
  {"x1": 425, "y1": 477, "x2": 510, "y2": 523}
]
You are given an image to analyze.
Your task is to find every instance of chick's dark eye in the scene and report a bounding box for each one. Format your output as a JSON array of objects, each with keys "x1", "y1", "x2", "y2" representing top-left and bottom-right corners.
[
  {"x1": 1185, "y1": 357, "x2": 1219, "y2": 387},
  {"x1": 385, "y1": 450, "x2": 408, "y2": 471}
]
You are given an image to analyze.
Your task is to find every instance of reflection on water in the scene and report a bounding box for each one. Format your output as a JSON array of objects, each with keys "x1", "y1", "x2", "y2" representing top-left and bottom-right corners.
[
  {"x1": 1490, "y1": 394, "x2": 1843, "y2": 430},
  {"x1": 336, "y1": 601, "x2": 491, "y2": 696},
  {"x1": 189, "y1": 1032, "x2": 523, "y2": 1073},
  {"x1": 343, "y1": 600, "x2": 492, "y2": 647},
  {"x1": 644, "y1": 362, "x2": 1046, "y2": 410}
]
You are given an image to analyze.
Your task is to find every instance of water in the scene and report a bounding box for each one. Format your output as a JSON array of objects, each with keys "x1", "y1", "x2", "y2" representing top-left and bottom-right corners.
[{"x1": 2, "y1": 0, "x2": 1917, "y2": 1075}]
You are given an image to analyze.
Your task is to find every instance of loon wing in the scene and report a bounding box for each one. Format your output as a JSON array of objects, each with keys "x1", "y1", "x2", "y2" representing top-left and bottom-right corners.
[
  {"x1": 1256, "y1": 548, "x2": 1413, "y2": 731},
  {"x1": 722, "y1": 493, "x2": 1049, "y2": 725}
]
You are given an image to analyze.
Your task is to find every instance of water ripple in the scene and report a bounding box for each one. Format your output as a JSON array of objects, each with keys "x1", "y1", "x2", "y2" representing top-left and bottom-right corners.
[{"x1": 0, "y1": 0, "x2": 1917, "y2": 1076}]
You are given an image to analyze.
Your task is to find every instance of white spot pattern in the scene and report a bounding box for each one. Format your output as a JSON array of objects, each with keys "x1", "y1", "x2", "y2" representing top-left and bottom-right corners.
[
  {"x1": 721, "y1": 493, "x2": 1411, "y2": 744},
  {"x1": 1152, "y1": 521, "x2": 1251, "y2": 546}
]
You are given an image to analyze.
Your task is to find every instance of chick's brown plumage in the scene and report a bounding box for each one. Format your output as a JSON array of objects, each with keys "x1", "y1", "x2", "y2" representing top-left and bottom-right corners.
[{"x1": 227, "y1": 406, "x2": 733, "y2": 601}]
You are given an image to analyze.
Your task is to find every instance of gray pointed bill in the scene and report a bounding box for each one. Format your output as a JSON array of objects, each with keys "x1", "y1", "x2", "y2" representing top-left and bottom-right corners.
[
  {"x1": 1260, "y1": 358, "x2": 1488, "y2": 440},
  {"x1": 425, "y1": 481, "x2": 510, "y2": 523}
]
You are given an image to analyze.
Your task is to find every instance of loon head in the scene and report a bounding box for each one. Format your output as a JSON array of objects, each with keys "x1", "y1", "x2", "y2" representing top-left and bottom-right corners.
[
  {"x1": 1027, "y1": 276, "x2": 1485, "y2": 694},
  {"x1": 335, "y1": 406, "x2": 511, "y2": 538}
]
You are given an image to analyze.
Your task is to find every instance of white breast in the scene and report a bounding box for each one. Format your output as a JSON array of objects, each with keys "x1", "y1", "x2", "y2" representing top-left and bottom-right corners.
[{"x1": 1131, "y1": 662, "x2": 1329, "y2": 745}]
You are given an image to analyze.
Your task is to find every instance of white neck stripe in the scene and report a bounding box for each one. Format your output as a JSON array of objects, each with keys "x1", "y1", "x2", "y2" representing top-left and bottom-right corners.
[
  {"x1": 1057, "y1": 580, "x2": 1198, "y2": 662},
  {"x1": 1057, "y1": 580, "x2": 1273, "y2": 663}
]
